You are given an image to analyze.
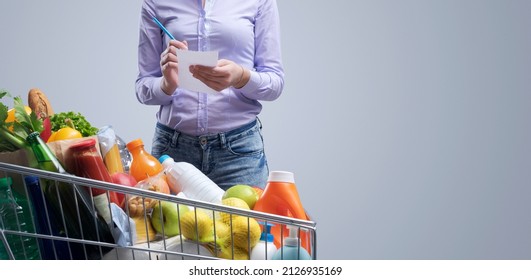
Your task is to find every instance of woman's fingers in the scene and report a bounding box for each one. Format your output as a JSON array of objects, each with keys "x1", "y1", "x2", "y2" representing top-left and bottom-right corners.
[{"x1": 169, "y1": 39, "x2": 188, "y2": 50}]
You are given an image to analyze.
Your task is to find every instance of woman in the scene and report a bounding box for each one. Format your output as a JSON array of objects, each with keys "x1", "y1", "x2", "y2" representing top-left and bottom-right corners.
[{"x1": 135, "y1": 0, "x2": 284, "y2": 190}]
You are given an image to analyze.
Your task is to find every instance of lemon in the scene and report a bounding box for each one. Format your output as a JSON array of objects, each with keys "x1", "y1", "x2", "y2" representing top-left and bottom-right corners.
[
  {"x1": 217, "y1": 244, "x2": 250, "y2": 260},
  {"x1": 228, "y1": 216, "x2": 261, "y2": 250},
  {"x1": 219, "y1": 197, "x2": 250, "y2": 224},
  {"x1": 213, "y1": 220, "x2": 230, "y2": 240},
  {"x1": 180, "y1": 210, "x2": 214, "y2": 242}
]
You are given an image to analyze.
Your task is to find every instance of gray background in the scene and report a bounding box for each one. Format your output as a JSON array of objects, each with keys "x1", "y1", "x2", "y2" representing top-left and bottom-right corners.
[{"x1": 1, "y1": 0, "x2": 530, "y2": 259}]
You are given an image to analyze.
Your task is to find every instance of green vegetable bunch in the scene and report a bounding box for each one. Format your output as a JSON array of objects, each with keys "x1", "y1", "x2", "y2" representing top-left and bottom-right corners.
[
  {"x1": 50, "y1": 111, "x2": 98, "y2": 137},
  {"x1": 0, "y1": 90, "x2": 43, "y2": 152}
]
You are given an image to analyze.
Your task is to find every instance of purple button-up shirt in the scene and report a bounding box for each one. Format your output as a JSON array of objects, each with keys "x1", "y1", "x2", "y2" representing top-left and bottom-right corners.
[{"x1": 135, "y1": 0, "x2": 284, "y2": 136}]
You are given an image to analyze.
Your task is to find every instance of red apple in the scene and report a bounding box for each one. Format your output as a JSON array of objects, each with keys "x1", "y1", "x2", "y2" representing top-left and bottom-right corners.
[{"x1": 111, "y1": 172, "x2": 138, "y2": 209}]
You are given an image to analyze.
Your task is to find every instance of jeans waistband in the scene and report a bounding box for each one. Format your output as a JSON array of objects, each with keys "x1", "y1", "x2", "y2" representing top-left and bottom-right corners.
[{"x1": 156, "y1": 118, "x2": 260, "y2": 143}]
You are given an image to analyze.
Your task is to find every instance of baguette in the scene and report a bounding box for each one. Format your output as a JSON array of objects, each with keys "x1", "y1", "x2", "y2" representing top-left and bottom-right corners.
[{"x1": 28, "y1": 88, "x2": 54, "y2": 119}]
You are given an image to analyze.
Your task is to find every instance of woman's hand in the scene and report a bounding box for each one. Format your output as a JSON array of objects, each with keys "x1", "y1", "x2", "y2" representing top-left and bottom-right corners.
[
  {"x1": 160, "y1": 40, "x2": 188, "y2": 95},
  {"x1": 189, "y1": 59, "x2": 250, "y2": 92}
]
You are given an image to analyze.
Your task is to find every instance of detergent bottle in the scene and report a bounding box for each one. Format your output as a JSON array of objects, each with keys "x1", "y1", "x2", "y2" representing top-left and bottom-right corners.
[{"x1": 252, "y1": 171, "x2": 312, "y2": 254}]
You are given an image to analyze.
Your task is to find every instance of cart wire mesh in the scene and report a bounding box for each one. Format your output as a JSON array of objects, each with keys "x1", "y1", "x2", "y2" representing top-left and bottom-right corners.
[{"x1": 0, "y1": 162, "x2": 317, "y2": 260}]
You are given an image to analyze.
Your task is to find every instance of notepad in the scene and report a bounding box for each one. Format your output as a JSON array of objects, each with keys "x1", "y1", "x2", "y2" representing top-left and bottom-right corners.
[{"x1": 176, "y1": 49, "x2": 219, "y2": 94}]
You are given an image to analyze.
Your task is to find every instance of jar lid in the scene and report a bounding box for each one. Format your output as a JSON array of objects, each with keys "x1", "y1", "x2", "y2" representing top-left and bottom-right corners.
[
  {"x1": 126, "y1": 138, "x2": 144, "y2": 150},
  {"x1": 0, "y1": 177, "x2": 13, "y2": 188},
  {"x1": 69, "y1": 138, "x2": 97, "y2": 150}
]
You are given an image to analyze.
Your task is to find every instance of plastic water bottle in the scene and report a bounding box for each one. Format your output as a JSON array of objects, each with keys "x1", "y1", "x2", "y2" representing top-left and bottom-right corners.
[
  {"x1": 158, "y1": 155, "x2": 224, "y2": 203},
  {"x1": 0, "y1": 176, "x2": 41, "y2": 260}
]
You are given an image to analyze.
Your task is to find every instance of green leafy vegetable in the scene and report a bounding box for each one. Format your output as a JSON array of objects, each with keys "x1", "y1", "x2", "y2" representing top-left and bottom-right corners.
[
  {"x1": 50, "y1": 111, "x2": 98, "y2": 137},
  {"x1": 0, "y1": 90, "x2": 43, "y2": 152}
]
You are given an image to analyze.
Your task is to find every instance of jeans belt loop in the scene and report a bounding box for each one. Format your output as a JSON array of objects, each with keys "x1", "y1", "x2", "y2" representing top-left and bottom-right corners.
[
  {"x1": 171, "y1": 130, "x2": 180, "y2": 148},
  {"x1": 219, "y1": 132, "x2": 227, "y2": 149}
]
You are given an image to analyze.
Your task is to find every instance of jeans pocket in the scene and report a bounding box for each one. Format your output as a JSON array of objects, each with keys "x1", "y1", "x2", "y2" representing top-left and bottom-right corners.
[
  {"x1": 226, "y1": 129, "x2": 264, "y2": 157},
  {"x1": 151, "y1": 125, "x2": 173, "y2": 158}
]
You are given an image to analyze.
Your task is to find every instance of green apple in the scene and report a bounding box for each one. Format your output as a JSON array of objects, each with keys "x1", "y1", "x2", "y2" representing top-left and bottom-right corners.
[
  {"x1": 151, "y1": 201, "x2": 190, "y2": 237},
  {"x1": 222, "y1": 184, "x2": 259, "y2": 209}
]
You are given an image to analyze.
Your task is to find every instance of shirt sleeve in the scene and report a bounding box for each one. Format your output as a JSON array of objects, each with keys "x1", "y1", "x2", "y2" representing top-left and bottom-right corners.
[
  {"x1": 135, "y1": 0, "x2": 173, "y2": 106},
  {"x1": 239, "y1": 0, "x2": 285, "y2": 102}
]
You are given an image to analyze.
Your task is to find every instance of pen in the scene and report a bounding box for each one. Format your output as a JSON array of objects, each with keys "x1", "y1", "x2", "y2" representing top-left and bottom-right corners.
[{"x1": 152, "y1": 17, "x2": 176, "y2": 40}]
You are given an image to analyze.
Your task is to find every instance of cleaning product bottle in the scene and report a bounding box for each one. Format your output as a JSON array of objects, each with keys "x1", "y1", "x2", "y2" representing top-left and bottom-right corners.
[
  {"x1": 159, "y1": 155, "x2": 224, "y2": 203},
  {"x1": 126, "y1": 138, "x2": 163, "y2": 182},
  {"x1": 253, "y1": 171, "x2": 312, "y2": 253},
  {"x1": 250, "y1": 222, "x2": 277, "y2": 260},
  {"x1": 0, "y1": 176, "x2": 41, "y2": 260},
  {"x1": 272, "y1": 225, "x2": 312, "y2": 260}
]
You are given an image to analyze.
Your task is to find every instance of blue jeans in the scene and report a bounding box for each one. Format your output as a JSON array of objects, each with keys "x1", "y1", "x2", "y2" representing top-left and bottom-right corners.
[{"x1": 151, "y1": 119, "x2": 269, "y2": 190}]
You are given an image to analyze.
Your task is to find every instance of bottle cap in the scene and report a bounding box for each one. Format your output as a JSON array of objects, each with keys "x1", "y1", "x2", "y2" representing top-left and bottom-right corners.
[
  {"x1": 258, "y1": 222, "x2": 275, "y2": 242},
  {"x1": 285, "y1": 225, "x2": 302, "y2": 247},
  {"x1": 24, "y1": 176, "x2": 39, "y2": 186},
  {"x1": 126, "y1": 138, "x2": 144, "y2": 151},
  {"x1": 267, "y1": 171, "x2": 295, "y2": 183},
  {"x1": 158, "y1": 154, "x2": 172, "y2": 164},
  {"x1": 26, "y1": 131, "x2": 40, "y2": 142},
  {"x1": 0, "y1": 177, "x2": 13, "y2": 189}
]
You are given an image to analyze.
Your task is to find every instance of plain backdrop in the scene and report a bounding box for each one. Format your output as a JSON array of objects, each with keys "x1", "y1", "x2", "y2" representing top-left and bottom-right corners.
[{"x1": 1, "y1": 0, "x2": 530, "y2": 259}]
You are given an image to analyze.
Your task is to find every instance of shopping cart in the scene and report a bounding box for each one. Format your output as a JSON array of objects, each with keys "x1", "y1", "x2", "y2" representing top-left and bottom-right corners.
[{"x1": 0, "y1": 161, "x2": 317, "y2": 260}]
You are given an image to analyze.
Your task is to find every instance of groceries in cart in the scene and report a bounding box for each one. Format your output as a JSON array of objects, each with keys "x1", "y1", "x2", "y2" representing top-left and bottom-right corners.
[{"x1": 0, "y1": 89, "x2": 315, "y2": 260}]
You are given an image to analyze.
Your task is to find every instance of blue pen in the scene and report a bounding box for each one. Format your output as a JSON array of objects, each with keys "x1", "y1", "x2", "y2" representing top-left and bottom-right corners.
[{"x1": 152, "y1": 17, "x2": 176, "y2": 40}]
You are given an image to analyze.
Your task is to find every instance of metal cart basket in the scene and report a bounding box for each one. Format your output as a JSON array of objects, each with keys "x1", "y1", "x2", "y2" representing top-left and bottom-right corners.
[{"x1": 0, "y1": 162, "x2": 317, "y2": 260}]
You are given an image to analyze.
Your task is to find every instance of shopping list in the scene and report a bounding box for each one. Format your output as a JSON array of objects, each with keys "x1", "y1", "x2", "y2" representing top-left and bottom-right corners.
[{"x1": 176, "y1": 49, "x2": 219, "y2": 94}]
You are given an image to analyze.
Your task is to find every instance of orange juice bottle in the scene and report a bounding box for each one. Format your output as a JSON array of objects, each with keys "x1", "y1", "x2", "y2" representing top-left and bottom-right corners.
[
  {"x1": 253, "y1": 171, "x2": 312, "y2": 254},
  {"x1": 126, "y1": 138, "x2": 163, "y2": 182}
]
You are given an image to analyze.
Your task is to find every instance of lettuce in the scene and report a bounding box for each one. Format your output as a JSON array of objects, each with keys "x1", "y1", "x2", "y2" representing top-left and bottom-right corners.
[{"x1": 50, "y1": 111, "x2": 98, "y2": 137}]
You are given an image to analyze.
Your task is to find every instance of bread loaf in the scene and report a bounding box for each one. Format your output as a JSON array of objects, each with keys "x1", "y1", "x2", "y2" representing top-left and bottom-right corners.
[{"x1": 28, "y1": 88, "x2": 54, "y2": 119}]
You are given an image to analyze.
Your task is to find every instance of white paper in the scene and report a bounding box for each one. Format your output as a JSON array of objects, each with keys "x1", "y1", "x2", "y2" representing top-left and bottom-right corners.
[{"x1": 176, "y1": 49, "x2": 219, "y2": 94}]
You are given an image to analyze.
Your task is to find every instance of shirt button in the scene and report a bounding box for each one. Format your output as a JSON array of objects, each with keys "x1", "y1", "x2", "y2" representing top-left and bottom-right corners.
[{"x1": 200, "y1": 128, "x2": 205, "y2": 132}]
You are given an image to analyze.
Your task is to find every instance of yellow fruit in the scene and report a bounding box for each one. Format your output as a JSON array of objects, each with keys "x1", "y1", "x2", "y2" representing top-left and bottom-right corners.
[
  {"x1": 219, "y1": 197, "x2": 250, "y2": 224},
  {"x1": 226, "y1": 216, "x2": 261, "y2": 251},
  {"x1": 218, "y1": 244, "x2": 250, "y2": 260},
  {"x1": 47, "y1": 126, "x2": 82, "y2": 142},
  {"x1": 5, "y1": 106, "x2": 32, "y2": 131},
  {"x1": 180, "y1": 210, "x2": 215, "y2": 242},
  {"x1": 214, "y1": 220, "x2": 230, "y2": 240}
]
